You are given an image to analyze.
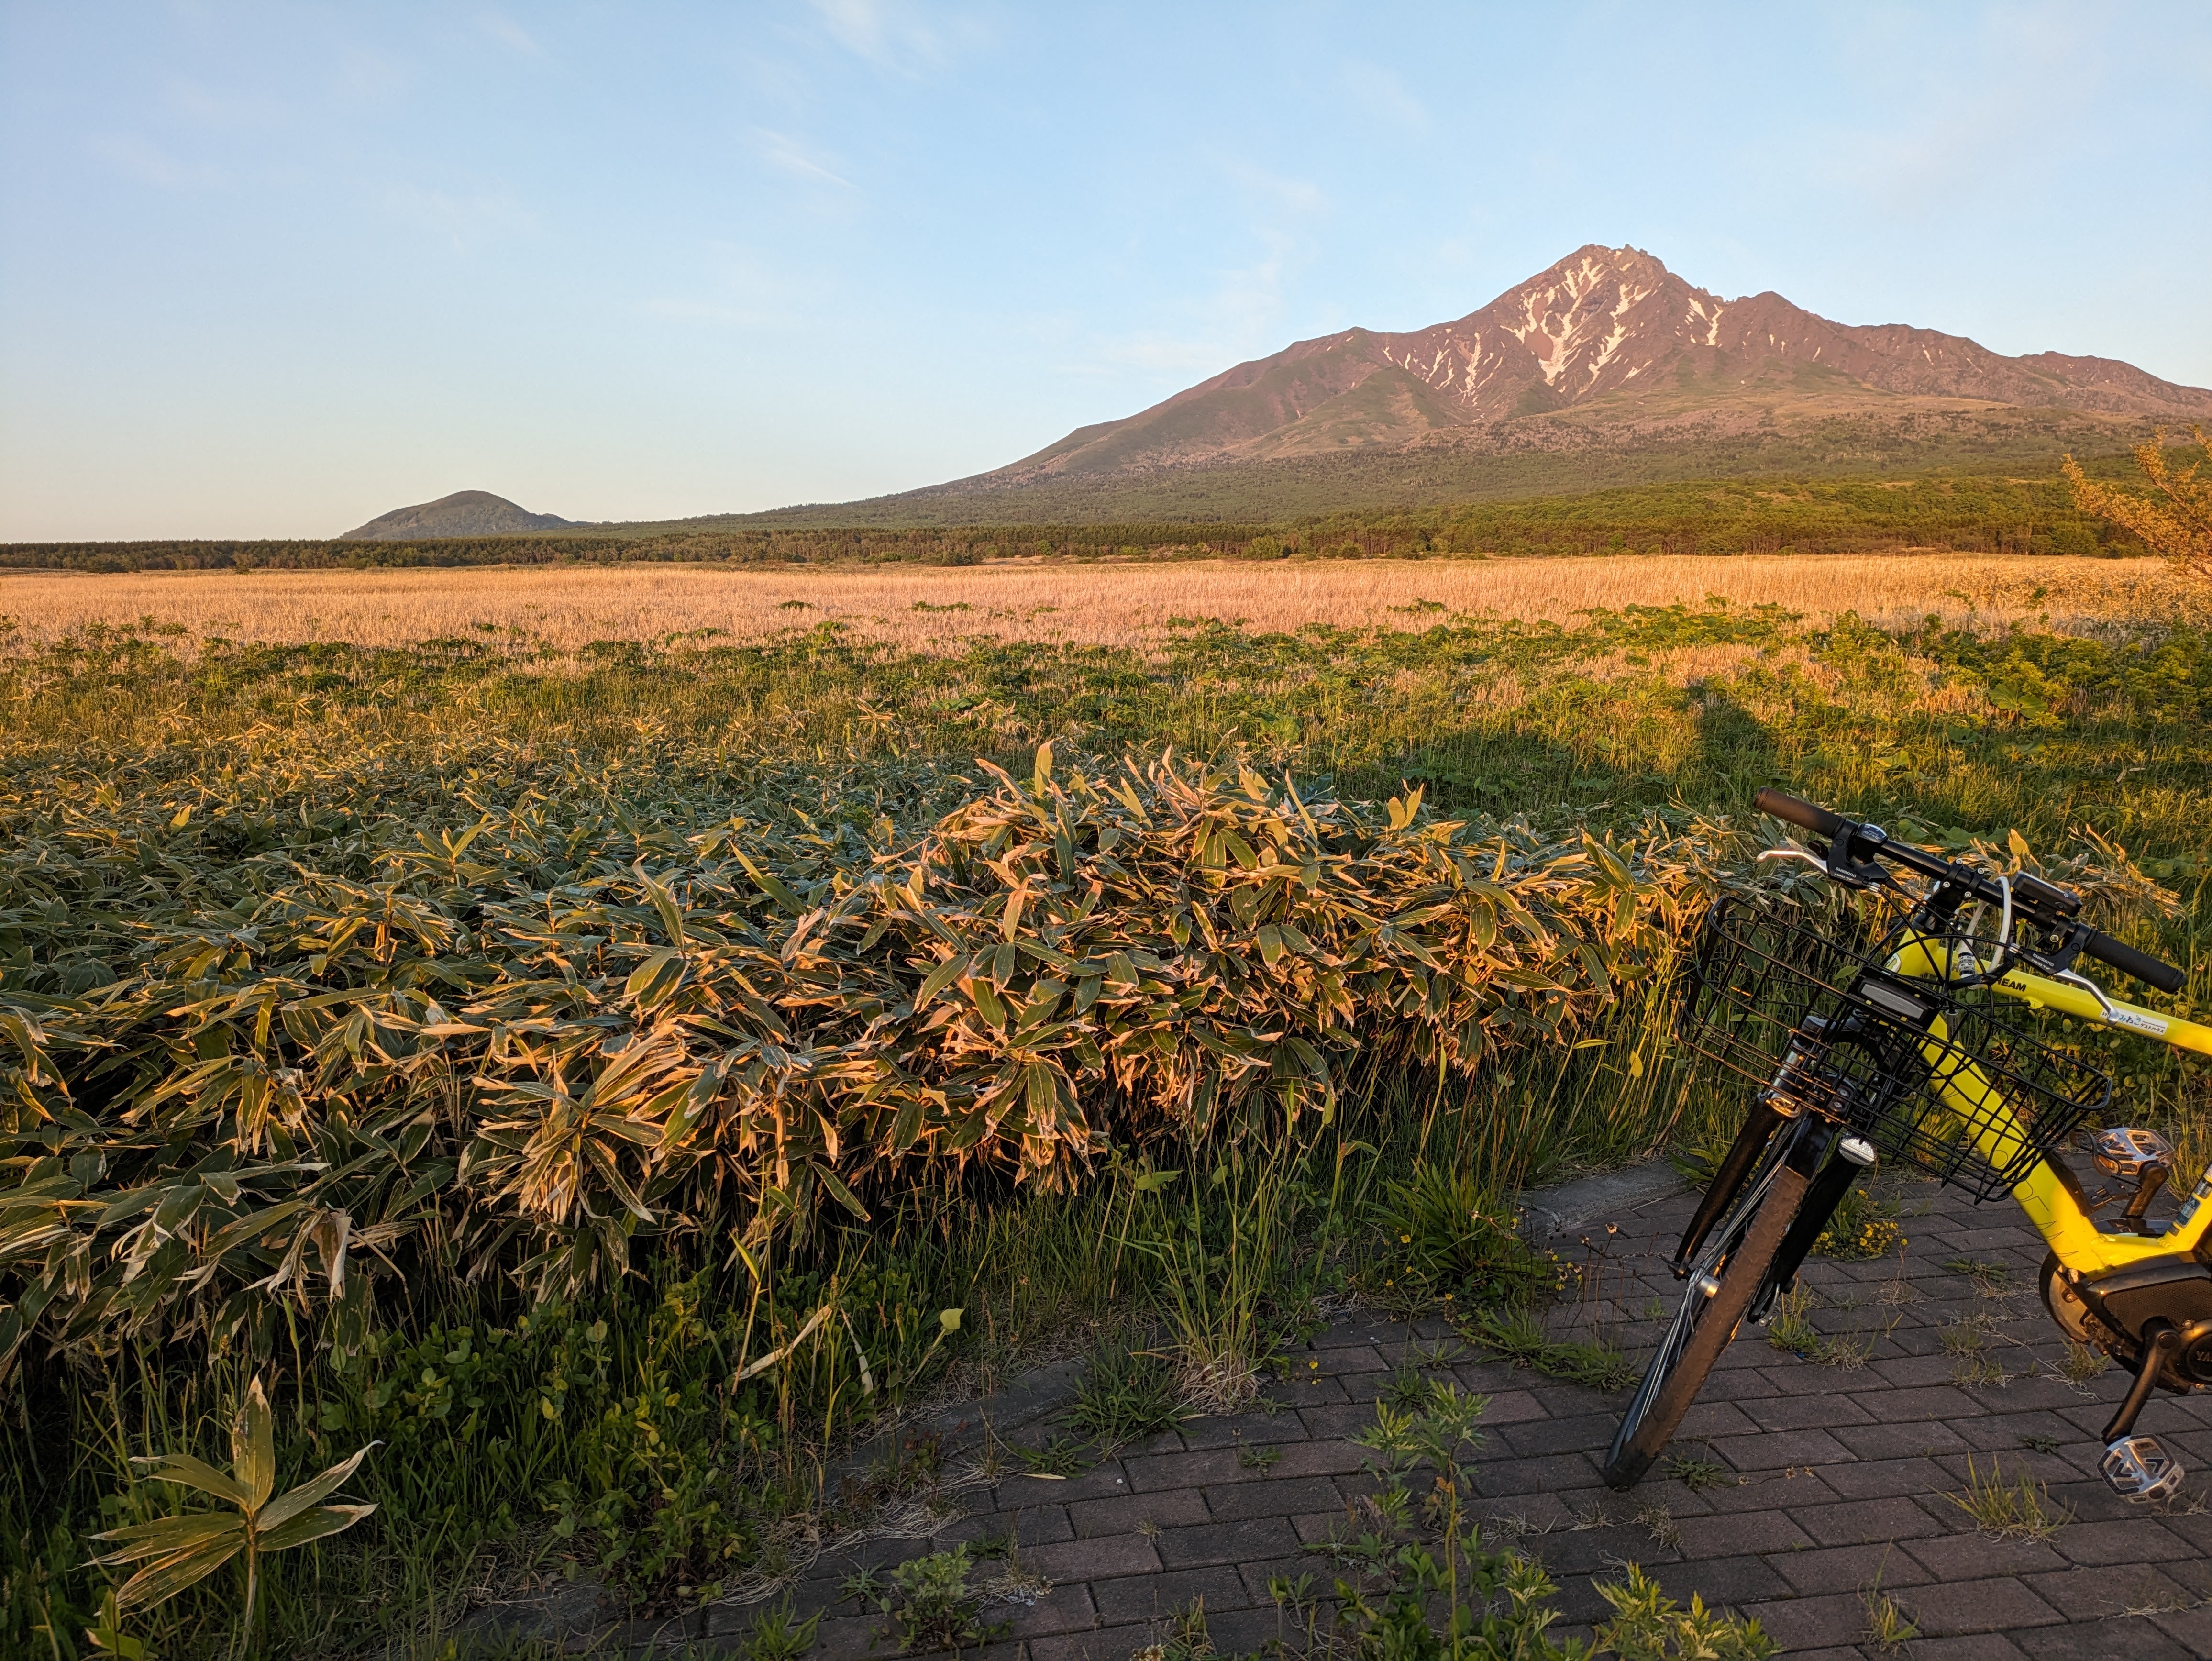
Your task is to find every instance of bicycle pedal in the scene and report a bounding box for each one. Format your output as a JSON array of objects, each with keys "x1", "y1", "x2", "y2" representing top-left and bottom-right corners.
[{"x1": 2101, "y1": 1435, "x2": 2185, "y2": 1504}]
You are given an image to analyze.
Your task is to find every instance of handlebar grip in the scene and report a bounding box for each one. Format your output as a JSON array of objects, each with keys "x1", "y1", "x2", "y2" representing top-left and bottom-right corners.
[
  {"x1": 2080, "y1": 930, "x2": 2188, "y2": 996},
  {"x1": 1755, "y1": 787, "x2": 1847, "y2": 840}
]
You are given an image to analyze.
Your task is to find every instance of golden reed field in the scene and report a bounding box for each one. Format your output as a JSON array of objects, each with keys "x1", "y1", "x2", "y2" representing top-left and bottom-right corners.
[{"x1": 2, "y1": 552, "x2": 2197, "y2": 654}]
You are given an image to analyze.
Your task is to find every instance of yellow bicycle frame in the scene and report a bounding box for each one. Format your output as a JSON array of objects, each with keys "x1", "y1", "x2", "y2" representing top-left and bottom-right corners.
[{"x1": 1886, "y1": 932, "x2": 2212, "y2": 1273}]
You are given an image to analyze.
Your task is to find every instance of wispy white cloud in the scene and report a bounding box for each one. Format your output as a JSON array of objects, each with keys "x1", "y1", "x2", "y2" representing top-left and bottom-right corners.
[
  {"x1": 380, "y1": 184, "x2": 540, "y2": 251},
  {"x1": 644, "y1": 246, "x2": 814, "y2": 331},
  {"x1": 752, "y1": 128, "x2": 856, "y2": 189},
  {"x1": 334, "y1": 43, "x2": 408, "y2": 106},
  {"x1": 1344, "y1": 63, "x2": 1427, "y2": 129},
  {"x1": 808, "y1": 0, "x2": 984, "y2": 76},
  {"x1": 90, "y1": 133, "x2": 227, "y2": 190},
  {"x1": 1067, "y1": 155, "x2": 1331, "y2": 389},
  {"x1": 477, "y1": 12, "x2": 541, "y2": 56},
  {"x1": 163, "y1": 76, "x2": 284, "y2": 128}
]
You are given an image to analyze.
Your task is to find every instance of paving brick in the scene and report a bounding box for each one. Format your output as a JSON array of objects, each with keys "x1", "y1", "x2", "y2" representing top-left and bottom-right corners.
[
  {"x1": 1000, "y1": 1462, "x2": 1137, "y2": 1503},
  {"x1": 1120, "y1": 1448, "x2": 1253, "y2": 1492},
  {"x1": 1891, "y1": 1638, "x2": 2032, "y2": 1661},
  {"x1": 1030, "y1": 1627, "x2": 1151, "y2": 1661},
  {"x1": 1497, "y1": 1411, "x2": 1621, "y2": 1459},
  {"x1": 1088, "y1": 1565, "x2": 1252, "y2": 1624},
  {"x1": 1814, "y1": 1453, "x2": 1954, "y2": 1499},
  {"x1": 1234, "y1": 1554, "x2": 1331, "y2": 1603},
  {"x1": 1529, "y1": 1524, "x2": 1660, "y2": 1576},
  {"x1": 1794, "y1": 1495, "x2": 1948, "y2": 1546},
  {"x1": 1902, "y1": 1531, "x2": 2068, "y2": 1581},
  {"x1": 1023, "y1": 1534, "x2": 1161, "y2": 1582},
  {"x1": 1638, "y1": 1552, "x2": 1792, "y2": 1607},
  {"x1": 1295, "y1": 1401, "x2": 1382, "y2": 1439},
  {"x1": 2017, "y1": 1621, "x2": 2200, "y2": 1661},
  {"x1": 1910, "y1": 1576, "x2": 2066, "y2": 1636},
  {"x1": 1689, "y1": 1465, "x2": 1845, "y2": 1511},
  {"x1": 1740, "y1": 1391, "x2": 1876, "y2": 1431},
  {"x1": 1873, "y1": 1351, "x2": 1969, "y2": 1386},
  {"x1": 1769, "y1": 1539, "x2": 1936, "y2": 1596},
  {"x1": 1672, "y1": 1508, "x2": 1813, "y2": 1559},
  {"x1": 1462, "y1": 1386, "x2": 1549, "y2": 1424},
  {"x1": 1203, "y1": 1476, "x2": 1343, "y2": 1523},
  {"x1": 1065, "y1": 1488, "x2": 1207, "y2": 1539},
  {"x1": 1831, "y1": 1418, "x2": 1973, "y2": 1460},
  {"x1": 1290, "y1": 1509, "x2": 1352, "y2": 1544},
  {"x1": 2148, "y1": 1610, "x2": 2212, "y2": 1661},
  {"x1": 1471, "y1": 1450, "x2": 1605, "y2": 1496},
  {"x1": 2020, "y1": 1565, "x2": 2204, "y2": 1624},
  {"x1": 1704, "y1": 1426, "x2": 1856, "y2": 1471},
  {"x1": 1751, "y1": 1360, "x2": 1862, "y2": 1397},
  {"x1": 1242, "y1": 1439, "x2": 1368, "y2": 1479},
  {"x1": 1189, "y1": 1603, "x2": 1298, "y2": 1657},
  {"x1": 1851, "y1": 1383, "x2": 1986, "y2": 1420},
  {"x1": 2051, "y1": 1517, "x2": 2202, "y2": 1566},
  {"x1": 1175, "y1": 1410, "x2": 1311, "y2": 1451},
  {"x1": 1733, "y1": 1590, "x2": 1870, "y2": 1650},
  {"x1": 1671, "y1": 1399, "x2": 1762, "y2": 1440},
  {"x1": 1002, "y1": 1584, "x2": 1099, "y2": 1639},
  {"x1": 1152, "y1": 1516, "x2": 1302, "y2": 1570}
]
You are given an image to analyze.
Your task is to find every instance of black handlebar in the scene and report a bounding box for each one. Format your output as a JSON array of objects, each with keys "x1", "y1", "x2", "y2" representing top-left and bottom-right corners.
[
  {"x1": 2080, "y1": 929, "x2": 2189, "y2": 995},
  {"x1": 1756, "y1": 786, "x2": 2189, "y2": 996},
  {"x1": 1754, "y1": 787, "x2": 1846, "y2": 841}
]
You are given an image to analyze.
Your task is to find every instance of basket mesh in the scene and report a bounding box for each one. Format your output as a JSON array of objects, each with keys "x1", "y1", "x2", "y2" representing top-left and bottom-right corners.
[{"x1": 1678, "y1": 896, "x2": 2111, "y2": 1200}]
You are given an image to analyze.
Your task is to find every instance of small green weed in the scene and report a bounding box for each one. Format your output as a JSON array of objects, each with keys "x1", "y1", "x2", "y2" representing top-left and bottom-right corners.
[
  {"x1": 1235, "y1": 1443, "x2": 1283, "y2": 1473},
  {"x1": 2059, "y1": 1341, "x2": 2111, "y2": 1387},
  {"x1": 1593, "y1": 1564, "x2": 1775, "y2": 1659},
  {"x1": 1661, "y1": 1453, "x2": 1737, "y2": 1493},
  {"x1": 1942, "y1": 1256, "x2": 2010, "y2": 1293},
  {"x1": 1634, "y1": 1500, "x2": 1683, "y2": 1551},
  {"x1": 1941, "y1": 1314, "x2": 2013, "y2": 1385},
  {"x1": 1765, "y1": 1285, "x2": 1823, "y2": 1357},
  {"x1": 849, "y1": 1545, "x2": 1011, "y2": 1655},
  {"x1": 1812, "y1": 1185, "x2": 1904, "y2": 1260},
  {"x1": 1012, "y1": 1435, "x2": 1091, "y2": 1479},
  {"x1": 1461, "y1": 1308, "x2": 1637, "y2": 1391},
  {"x1": 1382, "y1": 1362, "x2": 1442, "y2": 1411},
  {"x1": 1947, "y1": 1457, "x2": 2072, "y2": 1543},
  {"x1": 1860, "y1": 1583, "x2": 1919, "y2": 1654},
  {"x1": 1370, "y1": 1161, "x2": 1560, "y2": 1307},
  {"x1": 1067, "y1": 1340, "x2": 1180, "y2": 1452},
  {"x1": 730, "y1": 1595, "x2": 825, "y2": 1661}
]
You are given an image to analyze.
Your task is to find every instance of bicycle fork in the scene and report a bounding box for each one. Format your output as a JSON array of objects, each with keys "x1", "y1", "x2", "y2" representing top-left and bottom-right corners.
[{"x1": 1673, "y1": 1019, "x2": 1879, "y2": 1317}]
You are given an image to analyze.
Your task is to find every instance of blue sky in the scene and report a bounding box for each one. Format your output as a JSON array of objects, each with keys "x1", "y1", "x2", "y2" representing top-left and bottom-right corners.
[{"x1": 3, "y1": 2, "x2": 2209, "y2": 540}]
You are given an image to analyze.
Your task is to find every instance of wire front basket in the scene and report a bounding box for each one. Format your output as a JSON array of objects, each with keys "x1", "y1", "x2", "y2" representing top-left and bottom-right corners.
[{"x1": 1678, "y1": 896, "x2": 2112, "y2": 1201}]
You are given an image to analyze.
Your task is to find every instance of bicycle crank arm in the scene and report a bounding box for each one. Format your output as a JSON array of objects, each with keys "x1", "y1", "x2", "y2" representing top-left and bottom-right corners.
[{"x1": 2102, "y1": 1320, "x2": 2182, "y2": 1447}]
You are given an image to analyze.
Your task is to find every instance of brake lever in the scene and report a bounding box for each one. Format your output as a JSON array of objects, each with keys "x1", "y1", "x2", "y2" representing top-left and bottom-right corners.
[
  {"x1": 1757, "y1": 849, "x2": 1825, "y2": 872},
  {"x1": 2053, "y1": 968, "x2": 2119, "y2": 1019}
]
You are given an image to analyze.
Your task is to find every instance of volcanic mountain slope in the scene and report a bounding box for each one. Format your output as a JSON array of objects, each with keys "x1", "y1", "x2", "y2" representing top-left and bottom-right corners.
[
  {"x1": 340, "y1": 490, "x2": 575, "y2": 540},
  {"x1": 987, "y1": 245, "x2": 2212, "y2": 487}
]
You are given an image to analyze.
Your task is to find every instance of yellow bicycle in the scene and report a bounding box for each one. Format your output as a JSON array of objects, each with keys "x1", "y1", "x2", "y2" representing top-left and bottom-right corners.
[{"x1": 1604, "y1": 788, "x2": 2211, "y2": 1502}]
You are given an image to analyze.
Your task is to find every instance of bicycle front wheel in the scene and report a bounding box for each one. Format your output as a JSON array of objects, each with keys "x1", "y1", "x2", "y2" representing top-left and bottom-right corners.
[{"x1": 1602, "y1": 1147, "x2": 1810, "y2": 1489}]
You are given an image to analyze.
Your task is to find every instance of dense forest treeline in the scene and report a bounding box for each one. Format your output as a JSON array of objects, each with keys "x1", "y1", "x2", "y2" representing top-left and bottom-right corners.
[{"x1": 3, "y1": 453, "x2": 2180, "y2": 573}]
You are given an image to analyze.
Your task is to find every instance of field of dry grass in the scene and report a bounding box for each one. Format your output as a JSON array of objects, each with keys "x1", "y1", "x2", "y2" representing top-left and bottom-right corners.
[{"x1": 2, "y1": 552, "x2": 2195, "y2": 655}]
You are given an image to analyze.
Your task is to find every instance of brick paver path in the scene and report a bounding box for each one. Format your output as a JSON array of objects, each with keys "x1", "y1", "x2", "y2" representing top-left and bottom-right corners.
[{"x1": 708, "y1": 1164, "x2": 2212, "y2": 1660}]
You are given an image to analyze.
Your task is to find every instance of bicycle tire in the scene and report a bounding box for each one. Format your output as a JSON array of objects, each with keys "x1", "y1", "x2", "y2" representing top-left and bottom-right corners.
[{"x1": 1602, "y1": 1161, "x2": 1810, "y2": 1489}]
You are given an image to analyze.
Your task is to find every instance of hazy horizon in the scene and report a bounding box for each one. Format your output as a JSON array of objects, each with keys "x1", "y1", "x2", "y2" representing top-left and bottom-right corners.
[{"x1": 4, "y1": 1, "x2": 2210, "y2": 542}]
